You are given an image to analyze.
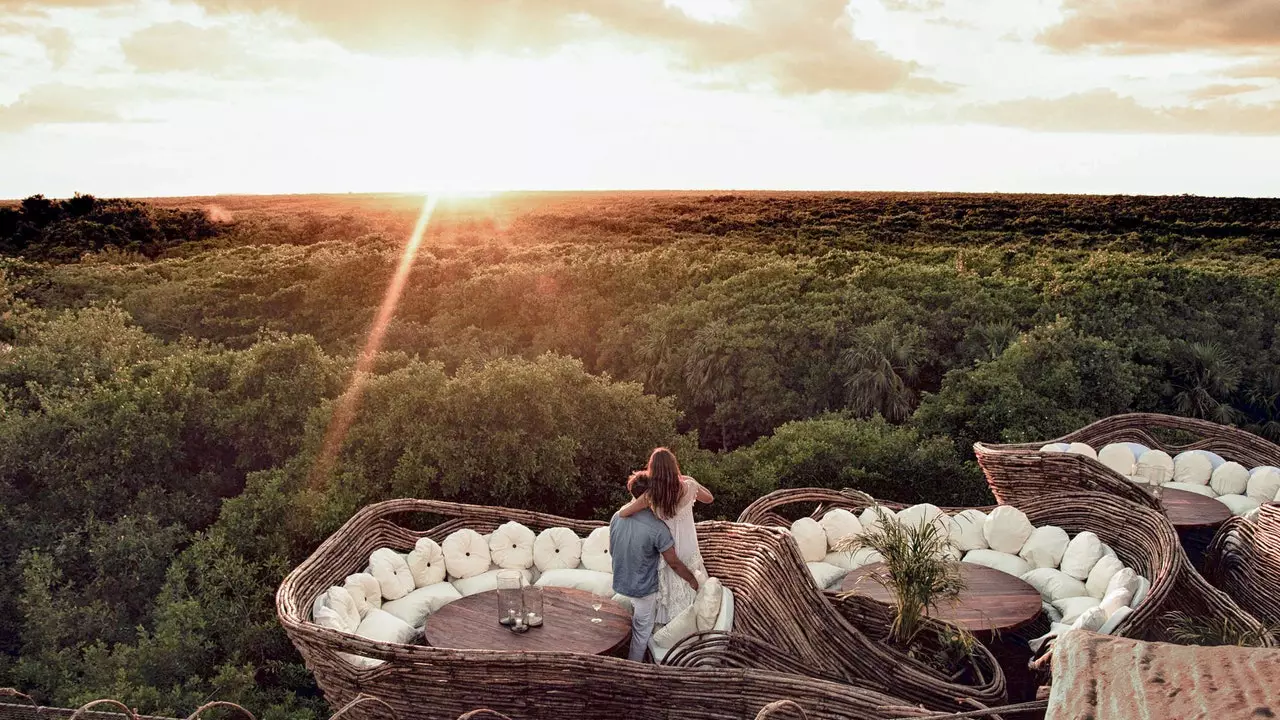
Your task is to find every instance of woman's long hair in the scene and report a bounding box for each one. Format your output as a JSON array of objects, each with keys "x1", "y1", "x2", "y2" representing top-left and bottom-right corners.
[{"x1": 645, "y1": 447, "x2": 683, "y2": 520}]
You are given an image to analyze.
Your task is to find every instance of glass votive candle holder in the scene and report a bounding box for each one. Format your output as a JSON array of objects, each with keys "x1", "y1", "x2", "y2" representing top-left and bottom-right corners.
[{"x1": 523, "y1": 585, "x2": 544, "y2": 627}]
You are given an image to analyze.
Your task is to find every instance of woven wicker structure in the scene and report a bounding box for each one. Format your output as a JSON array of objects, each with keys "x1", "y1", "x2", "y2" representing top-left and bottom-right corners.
[
  {"x1": 972, "y1": 413, "x2": 1280, "y2": 511},
  {"x1": 1205, "y1": 502, "x2": 1280, "y2": 627},
  {"x1": 736, "y1": 487, "x2": 1271, "y2": 645},
  {"x1": 277, "y1": 498, "x2": 1009, "y2": 719}
]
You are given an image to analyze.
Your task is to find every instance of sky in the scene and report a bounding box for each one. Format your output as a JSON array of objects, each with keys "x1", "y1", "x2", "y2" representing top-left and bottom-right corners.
[{"x1": 1, "y1": 0, "x2": 1279, "y2": 197}]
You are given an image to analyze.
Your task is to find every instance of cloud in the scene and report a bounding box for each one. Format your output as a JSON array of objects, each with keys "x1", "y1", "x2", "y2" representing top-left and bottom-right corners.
[
  {"x1": 1225, "y1": 58, "x2": 1280, "y2": 79},
  {"x1": 121, "y1": 21, "x2": 264, "y2": 76},
  {"x1": 1188, "y1": 83, "x2": 1266, "y2": 101},
  {"x1": 190, "y1": 0, "x2": 939, "y2": 95},
  {"x1": 1042, "y1": 0, "x2": 1280, "y2": 52},
  {"x1": 0, "y1": 84, "x2": 125, "y2": 132},
  {"x1": 37, "y1": 26, "x2": 71, "y2": 67},
  {"x1": 958, "y1": 89, "x2": 1280, "y2": 135}
]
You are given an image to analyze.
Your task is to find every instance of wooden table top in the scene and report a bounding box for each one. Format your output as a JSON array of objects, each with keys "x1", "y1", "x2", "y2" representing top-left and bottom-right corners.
[
  {"x1": 837, "y1": 561, "x2": 1043, "y2": 634},
  {"x1": 1160, "y1": 487, "x2": 1233, "y2": 530},
  {"x1": 423, "y1": 587, "x2": 631, "y2": 654}
]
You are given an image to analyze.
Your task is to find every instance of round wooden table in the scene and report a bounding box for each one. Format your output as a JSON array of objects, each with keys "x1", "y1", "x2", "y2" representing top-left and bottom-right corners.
[
  {"x1": 1160, "y1": 487, "x2": 1232, "y2": 529},
  {"x1": 423, "y1": 587, "x2": 631, "y2": 655},
  {"x1": 837, "y1": 561, "x2": 1043, "y2": 634}
]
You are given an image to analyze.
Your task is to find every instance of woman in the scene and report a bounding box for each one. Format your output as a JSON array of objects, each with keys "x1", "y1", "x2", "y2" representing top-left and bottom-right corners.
[{"x1": 618, "y1": 447, "x2": 714, "y2": 623}]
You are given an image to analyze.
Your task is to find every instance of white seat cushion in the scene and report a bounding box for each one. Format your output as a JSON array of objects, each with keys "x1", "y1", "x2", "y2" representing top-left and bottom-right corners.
[
  {"x1": 368, "y1": 549, "x2": 416, "y2": 601},
  {"x1": 963, "y1": 549, "x2": 1032, "y2": 578},
  {"x1": 314, "y1": 603, "x2": 357, "y2": 634},
  {"x1": 1210, "y1": 462, "x2": 1250, "y2": 496},
  {"x1": 380, "y1": 581, "x2": 463, "y2": 627},
  {"x1": 1059, "y1": 531, "x2": 1103, "y2": 580},
  {"x1": 983, "y1": 506, "x2": 1034, "y2": 554},
  {"x1": 534, "y1": 568, "x2": 615, "y2": 597},
  {"x1": 1098, "y1": 605, "x2": 1133, "y2": 635},
  {"x1": 407, "y1": 538, "x2": 447, "y2": 588},
  {"x1": 580, "y1": 526, "x2": 611, "y2": 573},
  {"x1": 693, "y1": 577, "x2": 724, "y2": 632},
  {"x1": 823, "y1": 548, "x2": 883, "y2": 571},
  {"x1": 488, "y1": 521, "x2": 536, "y2": 570},
  {"x1": 819, "y1": 509, "x2": 863, "y2": 548},
  {"x1": 1218, "y1": 494, "x2": 1261, "y2": 516},
  {"x1": 1021, "y1": 568, "x2": 1089, "y2": 602},
  {"x1": 1086, "y1": 555, "x2": 1125, "y2": 599},
  {"x1": 452, "y1": 567, "x2": 533, "y2": 597},
  {"x1": 350, "y1": 608, "x2": 417, "y2": 666},
  {"x1": 949, "y1": 509, "x2": 988, "y2": 552},
  {"x1": 790, "y1": 517, "x2": 828, "y2": 563},
  {"x1": 1164, "y1": 482, "x2": 1217, "y2": 497},
  {"x1": 532, "y1": 527, "x2": 582, "y2": 571},
  {"x1": 442, "y1": 529, "x2": 492, "y2": 579},
  {"x1": 806, "y1": 561, "x2": 850, "y2": 590},
  {"x1": 1071, "y1": 606, "x2": 1106, "y2": 631},
  {"x1": 1098, "y1": 443, "x2": 1138, "y2": 476},
  {"x1": 1100, "y1": 586, "x2": 1133, "y2": 618},
  {"x1": 1173, "y1": 451, "x2": 1213, "y2": 485},
  {"x1": 344, "y1": 573, "x2": 382, "y2": 614},
  {"x1": 1246, "y1": 468, "x2": 1280, "y2": 502},
  {"x1": 1018, "y1": 525, "x2": 1070, "y2": 570},
  {"x1": 650, "y1": 604, "x2": 699, "y2": 650},
  {"x1": 1052, "y1": 596, "x2": 1102, "y2": 624}
]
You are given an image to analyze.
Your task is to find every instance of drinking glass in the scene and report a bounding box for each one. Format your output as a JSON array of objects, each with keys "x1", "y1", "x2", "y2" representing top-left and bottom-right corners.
[
  {"x1": 1136, "y1": 462, "x2": 1170, "y2": 502},
  {"x1": 590, "y1": 597, "x2": 604, "y2": 623},
  {"x1": 523, "y1": 585, "x2": 543, "y2": 627},
  {"x1": 496, "y1": 570, "x2": 523, "y2": 627}
]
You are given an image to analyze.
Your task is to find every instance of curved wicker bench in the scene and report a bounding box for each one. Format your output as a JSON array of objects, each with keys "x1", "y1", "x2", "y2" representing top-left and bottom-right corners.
[
  {"x1": 277, "y1": 498, "x2": 1002, "y2": 719},
  {"x1": 737, "y1": 487, "x2": 1272, "y2": 646},
  {"x1": 1205, "y1": 503, "x2": 1280, "y2": 627},
  {"x1": 972, "y1": 412, "x2": 1280, "y2": 511}
]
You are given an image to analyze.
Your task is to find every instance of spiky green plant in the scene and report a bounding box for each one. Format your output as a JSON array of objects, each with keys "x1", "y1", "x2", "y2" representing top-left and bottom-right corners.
[
  {"x1": 834, "y1": 506, "x2": 968, "y2": 649},
  {"x1": 1164, "y1": 611, "x2": 1277, "y2": 647}
]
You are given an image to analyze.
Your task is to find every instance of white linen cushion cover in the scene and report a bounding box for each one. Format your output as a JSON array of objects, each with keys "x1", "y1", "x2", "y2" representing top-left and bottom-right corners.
[
  {"x1": 1210, "y1": 462, "x2": 1250, "y2": 496},
  {"x1": 1053, "y1": 596, "x2": 1102, "y2": 623},
  {"x1": 1086, "y1": 556, "x2": 1126, "y2": 599},
  {"x1": 368, "y1": 549, "x2": 416, "y2": 600},
  {"x1": 1099, "y1": 543, "x2": 1117, "y2": 559},
  {"x1": 1098, "y1": 605, "x2": 1133, "y2": 635},
  {"x1": 1042, "y1": 602, "x2": 1062, "y2": 624},
  {"x1": 949, "y1": 509, "x2": 989, "y2": 552},
  {"x1": 344, "y1": 573, "x2": 381, "y2": 615},
  {"x1": 1066, "y1": 443, "x2": 1097, "y2": 458},
  {"x1": 441, "y1": 529, "x2": 492, "y2": 579},
  {"x1": 1059, "y1": 531, "x2": 1103, "y2": 580},
  {"x1": 1173, "y1": 452, "x2": 1213, "y2": 485},
  {"x1": 1021, "y1": 568, "x2": 1089, "y2": 602},
  {"x1": 380, "y1": 582, "x2": 463, "y2": 627},
  {"x1": 1246, "y1": 468, "x2": 1280, "y2": 502},
  {"x1": 452, "y1": 567, "x2": 533, "y2": 597},
  {"x1": 896, "y1": 503, "x2": 947, "y2": 534},
  {"x1": 1071, "y1": 606, "x2": 1107, "y2": 632},
  {"x1": 1018, "y1": 526, "x2": 1070, "y2": 570},
  {"x1": 823, "y1": 548, "x2": 883, "y2": 571},
  {"x1": 532, "y1": 527, "x2": 582, "y2": 571},
  {"x1": 1136, "y1": 450, "x2": 1174, "y2": 479},
  {"x1": 1132, "y1": 575, "x2": 1150, "y2": 607},
  {"x1": 963, "y1": 549, "x2": 1032, "y2": 578},
  {"x1": 806, "y1": 561, "x2": 850, "y2": 590},
  {"x1": 580, "y1": 526, "x2": 612, "y2": 573},
  {"x1": 790, "y1": 517, "x2": 828, "y2": 563},
  {"x1": 354, "y1": 608, "x2": 417, "y2": 652},
  {"x1": 651, "y1": 604, "x2": 699, "y2": 649},
  {"x1": 407, "y1": 538, "x2": 447, "y2": 588},
  {"x1": 1164, "y1": 482, "x2": 1216, "y2": 497},
  {"x1": 314, "y1": 604, "x2": 355, "y2": 634},
  {"x1": 1039, "y1": 443, "x2": 1070, "y2": 452},
  {"x1": 1201, "y1": 451, "x2": 1227, "y2": 468},
  {"x1": 488, "y1": 521, "x2": 537, "y2": 570},
  {"x1": 983, "y1": 506, "x2": 1034, "y2": 554},
  {"x1": 1218, "y1": 494, "x2": 1261, "y2": 516},
  {"x1": 1100, "y1": 586, "x2": 1133, "y2": 618},
  {"x1": 534, "y1": 568, "x2": 615, "y2": 597},
  {"x1": 1105, "y1": 567, "x2": 1140, "y2": 599},
  {"x1": 858, "y1": 506, "x2": 898, "y2": 536},
  {"x1": 693, "y1": 577, "x2": 724, "y2": 632},
  {"x1": 1098, "y1": 444, "x2": 1138, "y2": 476},
  {"x1": 819, "y1": 509, "x2": 863, "y2": 548}
]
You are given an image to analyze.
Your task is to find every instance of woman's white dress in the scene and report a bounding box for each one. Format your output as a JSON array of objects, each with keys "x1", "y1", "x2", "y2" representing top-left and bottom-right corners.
[{"x1": 656, "y1": 476, "x2": 706, "y2": 624}]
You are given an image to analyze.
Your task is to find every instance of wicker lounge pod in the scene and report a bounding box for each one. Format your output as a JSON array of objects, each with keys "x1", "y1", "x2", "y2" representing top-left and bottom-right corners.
[
  {"x1": 972, "y1": 412, "x2": 1280, "y2": 511},
  {"x1": 736, "y1": 487, "x2": 1271, "y2": 646},
  {"x1": 277, "y1": 498, "x2": 992, "y2": 720},
  {"x1": 1205, "y1": 502, "x2": 1280, "y2": 626}
]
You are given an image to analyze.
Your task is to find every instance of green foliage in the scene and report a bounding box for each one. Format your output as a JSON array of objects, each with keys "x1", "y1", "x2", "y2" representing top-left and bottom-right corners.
[
  {"x1": 1163, "y1": 611, "x2": 1277, "y2": 648},
  {"x1": 0, "y1": 195, "x2": 222, "y2": 262}
]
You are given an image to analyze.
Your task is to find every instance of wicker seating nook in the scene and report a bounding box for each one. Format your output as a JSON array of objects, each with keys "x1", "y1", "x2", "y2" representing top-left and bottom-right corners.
[
  {"x1": 1205, "y1": 502, "x2": 1280, "y2": 628},
  {"x1": 277, "y1": 498, "x2": 1007, "y2": 720}
]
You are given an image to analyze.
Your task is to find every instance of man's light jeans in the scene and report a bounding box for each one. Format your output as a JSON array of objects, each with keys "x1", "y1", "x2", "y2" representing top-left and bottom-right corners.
[{"x1": 623, "y1": 592, "x2": 658, "y2": 662}]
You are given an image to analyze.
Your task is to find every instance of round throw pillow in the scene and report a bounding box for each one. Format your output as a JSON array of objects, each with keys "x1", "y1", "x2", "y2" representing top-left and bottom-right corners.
[
  {"x1": 1021, "y1": 568, "x2": 1089, "y2": 603},
  {"x1": 1173, "y1": 451, "x2": 1213, "y2": 485},
  {"x1": 368, "y1": 548, "x2": 415, "y2": 600},
  {"x1": 858, "y1": 506, "x2": 897, "y2": 536},
  {"x1": 1098, "y1": 444, "x2": 1138, "y2": 476},
  {"x1": 1210, "y1": 462, "x2": 1250, "y2": 496},
  {"x1": 1066, "y1": 442, "x2": 1097, "y2": 459},
  {"x1": 1246, "y1": 467, "x2": 1280, "y2": 502},
  {"x1": 818, "y1": 509, "x2": 863, "y2": 547},
  {"x1": 488, "y1": 521, "x2": 536, "y2": 570},
  {"x1": 407, "y1": 537, "x2": 447, "y2": 587},
  {"x1": 532, "y1": 527, "x2": 583, "y2": 571},
  {"x1": 1059, "y1": 531, "x2": 1103, "y2": 580},
  {"x1": 344, "y1": 573, "x2": 382, "y2": 613},
  {"x1": 897, "y1": 503, "x2": 947, "y2": 535},
  {"x1": 789, "y1": 517, "x2": 828, "y2": 563},
  {"x1": 1086, "y1": 555, "x2": 1125, "y2": 599},
  {"x1": 581, "y1": 526, "x2": 611, "y2": 573},
  {"x1": 1018, "y1": 525, "x2": 1070, "y2": 570},
  {"x1": 948, "y1": 509, "x2": 988, "y2": 552},
  {"x1": 442, "y1": 529, "x2": 492, "y2": 579},
  {"x1": 983, "y1": 505, "x2": 1034, "y2": 555}
]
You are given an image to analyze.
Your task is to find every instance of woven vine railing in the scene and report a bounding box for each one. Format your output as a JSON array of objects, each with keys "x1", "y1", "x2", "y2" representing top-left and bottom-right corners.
[
  {"x1": 277, "y1": 498, "x2": 1008, "y2": 719},
  {"x1": 736, "y1": 487, "x2": 1272, "y2": 647},
  {"x1": 0, "y1": 690, "x2": 256, "y2": 720},
  {"x1": 1204, "y1": 502, "x2": 1280, "y2": 627}
]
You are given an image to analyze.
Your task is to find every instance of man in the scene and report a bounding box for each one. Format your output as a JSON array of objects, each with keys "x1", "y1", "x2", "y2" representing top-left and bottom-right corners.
[{"x1": 610, "y1": 472, "x2": 700, "y2": 662}]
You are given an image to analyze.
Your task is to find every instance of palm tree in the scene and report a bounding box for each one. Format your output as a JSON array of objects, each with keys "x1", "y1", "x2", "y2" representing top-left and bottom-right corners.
[
  {"x1": 839, "y1": 322, "x2": 926, "y2": 422},
  {"x1": 1164, "y1": 341, "x2": 1243, "y2": 424},
  {"x1": 1244, "y1": 367, "x2": 1280, "y2": 442},
  {"x1": 963, "y1": 320, "x2": 1020, "y2": 363}
]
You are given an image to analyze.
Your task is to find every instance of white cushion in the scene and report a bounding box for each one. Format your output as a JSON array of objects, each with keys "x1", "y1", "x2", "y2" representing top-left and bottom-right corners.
[
  {"x1": 1100, "y1": 586, "x2": 1133, "y2": 618},
  {"x1": 1042, "y1": 601, "x2": 1062, "y2": 623},
  {"x1": 1105, "y1": 567, "x2": 1140, "y2": 599},
  {"x1": 1021, "y1": 568, "x2": 1089, "y2": 602},
  {"x1": 1086, "y1": 555, "x2": 1125, "y2": 599},
  {"x1": 452, "y1": 567, "x2": 533, "y2": 597},
  {"x1": 1053, "y1": 596, "x2": 1102, "y2": 623},
  {"x1": 790, "y1": 517, "x2": 828, "y2": 563},
  {"x1": 858, "y1": 506, "x2": 898, "y2": 536},
  {"x1": 1245, "y1": 506, "x2": 1263, "y2": 522},
  {"x1": 819, "y1": 509, "x2": 863, "y2": 549},
  {"x1": 1071, "y1": 606, "x2": 1107, "y2": 632},
  {"x1": 1059, "y1": 531, "x2": 1103, "y2": 580},
  {"x1": 806, "y1": 561, "x2": 850, "y2": 590},
  {"x1": 1018, "y1": 525, "x2": 1070, "y2": 570},
  {"x1": 1132, "y1": 575, "x2": 1150, "y2": 607},
  {"x1": 368, "y1": 549, "x2": 416, "y2": 601},
  {"x1": 1173, "y1": 451, "x2": 1213, "y2": 485},
  {"x1": 651, "y1": 604, "x2": 699, "y2": 649},
  {"x1": 983, "y1": 505, "x2": 1034, "y2": 554},
  {"x1": 315, "y1": 603, "x2": 356, "y2": 634},
  {"x1": 1098, "y1": 605, "x2": 1132, "y2": 635},
  {"x1": 533, "y1": 527, "x2": 582, "y2": 571},
  {"x1": 580, "y1": 526, "x2": 612, "y2": 573},
  {"x1": 488, "y1": 521, "x2": 536, "y2": 570},
  {"x1": 1210, "y1": 462, "x2": 1250, "y2": 496},
  {"x1": 1066, "y1": 442, "x2": 1097, "y2": 459},
  {"x1": 380, "y1": 582, "x2": 463, "y2": 627},
  {"x1": 534, "y1": 568, "x2": 615, "y2": 597},
  {"x1": 823, "y1": 548, "x2": 883, "y2": 570},
  {"x1": 1201, "y1": 451, "x2": 1227, "y2": 468},
  {"x1": 1164, "y1": 482, "x2": 1217, "y2": 497},
  {"x1": 442, "y1": 529, "x2": 492, "y2": 579},
  {"x1": 1099, "y1": 543, "x2": 1117, "y2": 559},
  {"x1": 407, "y1": 538, "x2": 447, "y2": 588},
  {"x1": 1040, "y1": 443, "x2": 1070, "y2": 452},
  {"x1": 1136, "y1": 449, "x2": 1174, "y2": 479},
  {"x1": 344, "y1": 573, "x2": 381, "y2": 615},
  {"x1": 693, "y1": 577, "x2": 724, "y2": 632},
  {"x1": 963, "y1": 549, "x2": 1032, "y2": 578},
  {"x1": 355, "y1": 607, "x2": 417, "y2": 646},
  {"x1": 1218, "y1": 494, "x2": 1261, "y2": 516},
  {"x1": 1098, "y1": 443, "x2": 1138, "y2": 476},
  {"x1": 1246, "y1": 468, "x2": 1280, "y2": 502},
  {"x1": 949, "y1": 509, "x2": 989, "y2": 552},
  {"x1": 897, "y1": 503, "x2": 947, "y2": 534},
  {"x1": 611, "y1": 593, "x2": 633, "y2": 613}
]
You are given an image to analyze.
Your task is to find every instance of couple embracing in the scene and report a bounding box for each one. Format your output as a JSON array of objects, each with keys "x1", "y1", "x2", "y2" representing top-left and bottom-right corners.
[{"x1": 608, "y1": 447, "x2": 714, "y2": 662}]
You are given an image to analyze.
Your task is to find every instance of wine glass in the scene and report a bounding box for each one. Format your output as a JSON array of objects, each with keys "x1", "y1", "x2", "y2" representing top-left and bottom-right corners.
[{"x1": 591, "y1": 599, "x2": 603, "y2": 623}]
